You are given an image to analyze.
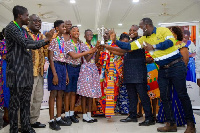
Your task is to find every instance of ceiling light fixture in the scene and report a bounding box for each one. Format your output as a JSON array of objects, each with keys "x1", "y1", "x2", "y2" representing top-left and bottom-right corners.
[
  {"x1": 132, "y1": 0, "x2": 139, "y2": 3},
  {"x1": 77, "y1": 24, "x2": 81, "y2": 27},
  {"x1": 118, "y1": 23, "x2": 122, "y2": 26},
  {"x1": 70, "y1": 0, "x2": 76, "y2": 4}
]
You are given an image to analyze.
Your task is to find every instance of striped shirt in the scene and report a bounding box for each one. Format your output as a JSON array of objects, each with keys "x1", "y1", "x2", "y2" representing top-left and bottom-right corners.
[{"x1": 5, "y1": 21, "x2": 49, "y2": 88}]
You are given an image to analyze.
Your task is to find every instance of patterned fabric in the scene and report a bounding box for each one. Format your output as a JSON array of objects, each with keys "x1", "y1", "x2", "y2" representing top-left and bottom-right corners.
[
  {"x1": 98, "y1": 41, "x2": 123, "y2": 117},
  {"x1": 175, "y1": 41, "x2": 186, "y2": 49},
  {"x1": 77, "y1": 43, "x2": 101, "y2": 98},
  {"x1": 157, "y1": 87, "x2": 187, "y2": 126},
  {"x1": 115, "y1": 84, "x2": 129, "y2": 114},
  {"x1": 5, "y1": 21, "x2": 49, "y2": 88},
  {"x1": 65, "y1": 40, "x2": 87, "y2": 65},
  {"x1": 26, "y1": 27, "x2": 48, "y2": 76},
  {"x1": 0, "y1": 39, "x2": 6, "y2": 107},
  {"x1": 48, "y1": 36, "x2": 67, "y2": 63},
  {"x1": 2, "y1": 60, "x2": 10, "y2": 108},
  {"x1": 186, "y1": 57, "x2": 196, "y2": 82},
  {"x1": 9, "y1": 86, "x2": 32, "y2": 132},
  {"x1": 145, "y1": 51, "x2": 160, "y2": 99}
]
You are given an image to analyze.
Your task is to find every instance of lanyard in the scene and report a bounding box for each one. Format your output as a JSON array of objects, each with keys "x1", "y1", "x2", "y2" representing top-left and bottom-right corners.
[
  {"x1": 56, "y1": 36, "x2": 65, "y2": 53},
  {"x1": 33, "y1": 34, "x2": 40, "y2": 41},
  {"x1": 13, "y1": 21, "x2": 27, "y2": 38},
  {"x1": 71, "y1": 39, "x2": 80, "y2": 53},
  {"x1": 85, "y1": 42, "x2": 93, "y2": 49}
]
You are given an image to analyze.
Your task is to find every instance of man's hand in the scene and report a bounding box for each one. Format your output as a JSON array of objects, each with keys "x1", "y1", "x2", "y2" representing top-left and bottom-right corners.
[
  {"x1": 146, "y1": 57, "x2": 154, "y2": 64},
  {"x1": 95, "y1": 41, "x2": 100, "y2": 48},
  {"x1": 98, "y1": 45, "x2": 104, "y2": 52},
  {"x1": 45, "y1": 29, "x2": 55, "y2": 41},
  {"x1": 109, "y1": 29, "x2": 116, "y2": 43},
  {"x1": 53, "y1": 74, "x2": 59, "y2": 85},
  {"x1": 197, "y1": 79, "x2": 200, "y2": 87},
  {"x1": 143, "y1": 42, "x2": 154, "y2": 51}
]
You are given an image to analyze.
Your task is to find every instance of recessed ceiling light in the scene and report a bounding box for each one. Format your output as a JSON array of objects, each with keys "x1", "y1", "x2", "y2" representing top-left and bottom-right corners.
[
  {"x1": 133, "y1": 0, "x2": 139, "y2": 2},
  {"x1": 70, "y1": 0, "x2": 76, "y2": 3},
  {"x1": 118, "y1": 23, "x2": 122, "y2": 26},
  {"x1": 77, "y1": 24, "x2": 81, "y2": 27}
]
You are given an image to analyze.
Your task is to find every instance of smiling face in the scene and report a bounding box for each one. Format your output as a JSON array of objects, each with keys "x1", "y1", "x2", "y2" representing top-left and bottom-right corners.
[
  {"x1": 64, "y1": 20, "x2": 72, "y2": 33},
  {"x1": 139, "y1": 20, "x2": 151, "y2": 36},
  {"x1": 70, "y1": 27, "x2": 80, "y2": 39},
  {"x1": 103, "y1": 30, "x2": 110, "y2": 42},
  {"x1": 29, "y1": 15, "x2": 42, "y2": 32},
  {"x1": 85, "y1": 30, "x2": 93, "y2": 42},
  {"x1": 129, "y1": 25, "x2": 138, "y2": 39}
]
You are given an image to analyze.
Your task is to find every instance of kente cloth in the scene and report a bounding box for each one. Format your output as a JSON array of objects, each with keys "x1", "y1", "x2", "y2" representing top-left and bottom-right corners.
[
  {"x1": 145, "y1": 51, "x2": 160, "y2": 99},
  {"x1": 97, "y1": 42, "x2": 123, "y2": 117}
]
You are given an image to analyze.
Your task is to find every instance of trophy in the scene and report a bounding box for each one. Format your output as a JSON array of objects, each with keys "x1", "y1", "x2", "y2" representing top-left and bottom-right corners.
[{"x1": 97, "y1": 25, "x2": 106, "y2": 45}]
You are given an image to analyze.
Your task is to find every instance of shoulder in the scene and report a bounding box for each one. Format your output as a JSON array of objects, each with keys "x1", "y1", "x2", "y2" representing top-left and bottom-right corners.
[
  {"x1": 5, "y1": 21, "x2": 15, "y2": 30},
  {"x1": 157, "y1": 27, "x2": 169, "y2": 32}
]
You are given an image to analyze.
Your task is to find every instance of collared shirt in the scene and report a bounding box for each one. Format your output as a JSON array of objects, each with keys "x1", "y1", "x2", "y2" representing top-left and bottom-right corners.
[
  {"x1": 48, "y1": 36, "x2": 67, "y2": 63},
  {"x1": 5, "y1": 21, "x2": 49, "y2": 88},
  {"x1": 26, "y1": 27, "x2": 48, "y2": 76},
  {"x1": 65, "y1": 40, "x2": 88, "y2": 65},
  {"x1": 116, "y1": 27, "x2": 182, "y2": 67}
]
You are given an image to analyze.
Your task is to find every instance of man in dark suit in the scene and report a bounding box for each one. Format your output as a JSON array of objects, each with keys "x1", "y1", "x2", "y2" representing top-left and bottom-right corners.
[{"x1": 5, "y1": 5, "x2": 54, "y2": 133}]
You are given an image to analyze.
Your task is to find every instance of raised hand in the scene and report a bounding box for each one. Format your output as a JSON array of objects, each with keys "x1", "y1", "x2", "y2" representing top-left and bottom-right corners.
[
  {"x1": 45, "y1": 29, "x2": 55, "y2": 41},
  {"x1": 109, "y1": 28, "x2": 116, "y2": 43},
  {"x1": 95, "y1": 40, "x2": 100, "y2": 48}
]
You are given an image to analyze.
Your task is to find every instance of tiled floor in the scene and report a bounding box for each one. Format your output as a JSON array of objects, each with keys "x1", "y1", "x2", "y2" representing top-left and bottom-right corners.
[{"x1": 1, "y1": 109, "x2": 200, "y2": 133}]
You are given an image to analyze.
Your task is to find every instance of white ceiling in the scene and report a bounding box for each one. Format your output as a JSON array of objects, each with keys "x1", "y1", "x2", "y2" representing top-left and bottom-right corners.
[{"x1": 0, "y1": 0, "x2": 200, "y2": 36}]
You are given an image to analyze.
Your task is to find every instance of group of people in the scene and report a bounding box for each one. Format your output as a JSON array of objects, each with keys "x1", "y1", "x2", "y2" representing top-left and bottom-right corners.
[{"x1": 0, "y1": 4, "x2": 198, "y2": 133}]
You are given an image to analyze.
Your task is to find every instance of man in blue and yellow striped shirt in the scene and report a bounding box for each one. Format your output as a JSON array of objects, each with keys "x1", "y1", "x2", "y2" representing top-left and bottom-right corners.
[{"x1": 110, "y1": 18, "x2": 196, "y2": 133}]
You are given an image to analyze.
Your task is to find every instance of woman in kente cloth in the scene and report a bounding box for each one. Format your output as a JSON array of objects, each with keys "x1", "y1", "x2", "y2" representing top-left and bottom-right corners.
[
  {"x1": 114, "y1": 33, "x2": 130, "y2": 115},
  {"x1": 157, "y1": 26, "x2": 195, "y2": 126},
  {"x1": 0, "y1": 28, "x2": 10, "y2": 124},
  {"x1": 97, "y1": 29, "x2": 123, "y2": 118}
]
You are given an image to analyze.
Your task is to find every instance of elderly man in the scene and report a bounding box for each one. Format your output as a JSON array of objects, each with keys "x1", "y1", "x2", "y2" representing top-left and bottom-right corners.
[{"x1": 26, "y1": 14, "x2": 47, "y2": 128}]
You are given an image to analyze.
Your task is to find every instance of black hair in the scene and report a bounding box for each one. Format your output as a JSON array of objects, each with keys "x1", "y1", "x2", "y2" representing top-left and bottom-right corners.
[
  {"x1": 13, "y1": 5, "x2": 28, "y2": 20},
  {"x1": 183, "y1": 30, "x2": 190, "y2": 36},
  {"x1": 169, "y1": 26, "x2": 183, "y2": 41},
  {"x1": 54, "y1": 20, "x2": 64, "y2": 28},
  {"x1": 142, "y1": 18, "x2": 153, "y2": 26},
  {"x1": 131, "y1": 25, "x2": 139, "y2": 29},
  {"x1": 70, "y1": 26, "x2": 78, "y2": 31},
  {"x1": 119, "y1": 33, "x2": 130, "y2": 41},
  {"x1": 84, "y1": 29, "x2": 92, "y2": 35}
]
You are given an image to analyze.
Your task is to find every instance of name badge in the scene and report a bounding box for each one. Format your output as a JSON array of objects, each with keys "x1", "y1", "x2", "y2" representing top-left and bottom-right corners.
[{"x1": 60, "y1": 53, "x2": 64, "y2": 58}]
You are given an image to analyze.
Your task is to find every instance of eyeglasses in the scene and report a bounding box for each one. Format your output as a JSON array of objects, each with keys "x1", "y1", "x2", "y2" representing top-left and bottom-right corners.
[{"x1": 31, "y1": 19, "x2": 42, "y2": 23}]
